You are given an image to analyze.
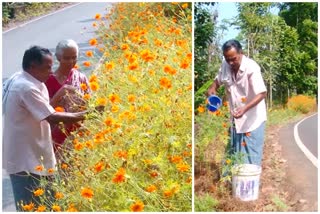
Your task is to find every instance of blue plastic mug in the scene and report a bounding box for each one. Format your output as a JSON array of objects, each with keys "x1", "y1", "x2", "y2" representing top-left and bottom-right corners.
[{"x1": 206, "y1": 95, "x2": 222, "y2": 112}]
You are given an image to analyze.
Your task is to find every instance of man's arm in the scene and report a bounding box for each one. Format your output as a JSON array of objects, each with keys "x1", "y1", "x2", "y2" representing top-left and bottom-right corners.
[
  {"x1": 45, "y1": 111, "x2": 87, "y2": 124},
  {"x1": 207, "y1": 78, "x2": 220, "y2": 96}
]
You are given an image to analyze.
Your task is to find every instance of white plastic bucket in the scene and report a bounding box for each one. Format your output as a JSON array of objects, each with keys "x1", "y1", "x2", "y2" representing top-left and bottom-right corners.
[{"x1": 232, "y1": 164, "x2": 262, "y2": 201}]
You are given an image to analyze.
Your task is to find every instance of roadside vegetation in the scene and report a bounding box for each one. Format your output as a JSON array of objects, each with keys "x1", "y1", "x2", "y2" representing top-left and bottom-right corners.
[
  {"x1": 19, "y1": 2, "x2": 192, "y2": 212},
  {"x1": 194, "y1": 2, "x2": 317, "y2": 212}
]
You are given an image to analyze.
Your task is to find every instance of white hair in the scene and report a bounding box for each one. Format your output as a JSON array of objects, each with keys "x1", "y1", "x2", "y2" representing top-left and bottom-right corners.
[{"x1": 55, "y1": 39, "x2": 79, "y2": 57}]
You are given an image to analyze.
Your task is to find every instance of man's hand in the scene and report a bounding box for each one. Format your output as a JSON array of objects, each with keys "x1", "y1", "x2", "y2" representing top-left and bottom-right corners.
[
  {"x1": 207, "y1": 79, "x2": 219, "y2": 96},
  {"x1": 232, "y1": 106, "x2": 246, "y2": 118}
]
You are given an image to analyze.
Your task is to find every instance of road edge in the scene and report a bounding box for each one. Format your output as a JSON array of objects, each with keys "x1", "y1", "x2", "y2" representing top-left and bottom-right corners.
[
  {"x1": 3, "y1": 3, "x2": 82, "y2": 34},
  {"x1": 293, "y1": 113, "x2": 318, "y2": 168}
]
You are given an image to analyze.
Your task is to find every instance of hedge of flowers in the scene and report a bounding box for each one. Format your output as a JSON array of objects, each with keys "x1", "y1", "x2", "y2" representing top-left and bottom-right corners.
[{"x1": 23, "y1": 2, "x2": 192, "y2": 212}]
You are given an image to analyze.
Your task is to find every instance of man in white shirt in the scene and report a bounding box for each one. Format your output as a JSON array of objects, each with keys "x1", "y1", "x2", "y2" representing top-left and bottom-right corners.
[
  {"x1": 2, "y1": 46, "x2": 87, "y2": 210},
  {"x1": 207, "y1": 39, "x2": 267, "y2": 166}
]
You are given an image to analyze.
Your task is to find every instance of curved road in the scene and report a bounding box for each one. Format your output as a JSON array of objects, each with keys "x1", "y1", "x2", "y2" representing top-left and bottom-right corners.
[
  {"x1": 296, "y1": 113, "x2": 318, "y2": 158},
  {"x1": 279, "y1": 113, "x2": 318, "y2": 211},
  {"x1": 2, "y1": 2, "x2": 111, "y2": 211}
]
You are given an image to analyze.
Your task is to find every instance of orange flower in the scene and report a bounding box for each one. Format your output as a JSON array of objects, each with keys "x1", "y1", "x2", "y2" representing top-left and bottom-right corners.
[
  {"x1": 127, "y1": 94, "x2": 136, "y2": 103},
  {"x1": 34, "y1": 165, "x2": 43, "y2": 172},
  {"x1": 114, "y1": 150, "x2": 128, "y2": 159},
  {"x1": 54, "y1": 106, "x2": 65, "y2": 112},
  {"x1": 223, "y1": 101, "x2": 228, "y2": 107},
  {"x1": 55, "y1": 192, "x2": 64, "y2": 200},
  {"x1": 130, "y1": 201, "x2": 144, "y2": 212},
  {"x1": 197, "y1": 105, "x2": 205, "y2": 113},
  {"x1": 128, "y1": 61, "x2": 139, "y2": 70},
  {"x1": 89, "y1": 82, "x2": 99, "y2": 91},
  {"x1": 83, "y1": 93, "x2": 91, "y2": 100},
  {"x1": 169, "y1": 155, "x2": 182, "y2": 163},
  {"x1": 109, "y1": 94, "x2": 121, "y2": 103},
  {"x1": 241, "y1": 97, "x2": 247, "y2": 103},
  {"x1": 163, "y1": 190, "x2": 173, "y2": 198},
  {"x1": 163, "y1": 65, "x2": 177, "y2": 75},
  {"x1": 176, "y1": 163, "x2": 190, "y2": 172},
  {"x1": 112, "y1": 167, "x2": 126, "y2": 183},
  {"x1": 145, "y1": 185, "x2": 157, "y2": 193},
  {"x1": 94, "y1": 132, "x2": 104, "y2": 144},
  {"x1": 61, "y1": 163, "x2": 68, "y2": 170},
  {"x1": 180, "y1": 59, "x2": 189, "y2": 69},
  {"x1": 149, "y1": 171, "x2": 158, "y2": 178},
  {"x1": 140, "y1": 49, "x2": 155, "y2": 62},
  {"x1": 241, "y1": 141, "x2": 247, "y2": 147},
  {"x1": 66, "y1": 204, "x2": 78, "y2": 212},
  {"x1": 111, "y1": 105, "x2": 119, "y2": 113},
  {"x1": 97, "y1": 97, "x2": 107, "y2": 106},
  {"x1": 52, "y1": 205, "x2": 61, "y2": 212},
  {"x1": 105, "y1": 61, "x2": 115, "y2": 70},
  {"x1": 187, "y1": 52, "x2": 192, "y2": 60},
  {"x1": 86, "y1": 50, "x2": 93, "y2": 57},
  {"x1": 159, "y1": 77, "x2": 172, "y2": 89},
  {"x1": 36, "y1": 205, "x2": 46, "y2": 212},
  {"x1": 74, "y1": 142, "x2": 84, "y2": 151},
  {"x1": 95, "y1": 13, "x2": 101, "y2": 20},
  {"x1": 89, "y1": 38, "x2": 98, "y2": 46},
  {"x1": 47, "y1": 168, "x2": 54, "y2": 174},
  {"x1": 80, "y1": 83, "x2": 88, "y2": 91},
  {"x1": 89, "y1": 74, "x2": 98, "y2": 82},
  {"x1": 121, "y1": 44, "x2": 129, "y2": 50},
  {"x1": 94, "y1": 161, "x2": 105, "y2": 173},
  {"x1": 92, "y1": 22, "x2": 97, "y2": 27},
  {"x1": 104, "y1": 116, "x2": 115, "y2": 126},
  {"x1": 73, "y1": 64, "x2": 79, "y2": 69},
  {"x1": 22, "y1": 202, "x2": 35, "y2": 211},
  {"x1": 83, "y1": 61, "x2": 91, "y2": 67},
  {"x1": 182, "y1": 3, "x2": 189, "y2": 9},
  {"x1": 33, "y1": 188, "x2": 44, "y2": 197},
  {"x1": 81, "y1": 187, "x2": 94, "y2": 199}
]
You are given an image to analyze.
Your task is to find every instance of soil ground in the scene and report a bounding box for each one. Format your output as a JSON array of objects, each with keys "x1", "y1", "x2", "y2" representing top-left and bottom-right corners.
[{"x1": 194, "y1": 116, "x2": 317, "y2": 211}]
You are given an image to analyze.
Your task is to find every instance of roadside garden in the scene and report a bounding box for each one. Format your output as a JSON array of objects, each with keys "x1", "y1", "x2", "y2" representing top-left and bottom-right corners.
[{"x1": 21, "y1": 2, "x2": 192, "y2": 212}]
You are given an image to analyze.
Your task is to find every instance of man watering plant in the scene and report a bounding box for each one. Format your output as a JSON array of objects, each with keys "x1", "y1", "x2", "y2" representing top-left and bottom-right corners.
[{"x1": 207, "y1": 39, "x2": 267, "y2": 166}]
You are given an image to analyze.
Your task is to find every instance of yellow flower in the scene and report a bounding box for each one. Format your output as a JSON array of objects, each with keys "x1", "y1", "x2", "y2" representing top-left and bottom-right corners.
[
  {"x1": 36, "y1": 205, "x2": 46, "y2": 212},
  {"x1": 197, "y1": 105, "x2": 205, "y2": 113},
  {"x1": 128, "y1": 61, "x2": 139, "y2": 70},
  {"x1": 80, "y1": 83, "x2": 88, "y2": 91},
  {"x1": 121, "y1": 44, "x2": 129, "y2": 50},
  {"x1": 182, "y1": 3, "x2": 189, "y2": 9},
  {"x1": 52, "y1": 205, "x2": 61, "y2": 212},
  {"x1": 89, "y1": 74, "x2": 98, "y2": 82},
  {"x1": 83, "y1": 93, "x2": 91, "y2": 100},
  {"x1": 89, "y1": 82, "x2": 100, "y2": 91},
  {"x1": 111, "y1": 105, "x2": 119, "y2": 113},
  {"x1": 105, "y1": 61, "x2": 115, "y2": 70},
  {"x1": 176, "y1": 163, "x2": 190, "y2": 172},
  {"x1": 97, "y1": 97, "x2": 107, "y2": 106}
]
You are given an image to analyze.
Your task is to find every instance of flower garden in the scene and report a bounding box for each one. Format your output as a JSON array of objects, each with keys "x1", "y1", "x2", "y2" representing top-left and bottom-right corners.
[{"x1": 22, "y1": 2, "x2": 192, "y2": 212}]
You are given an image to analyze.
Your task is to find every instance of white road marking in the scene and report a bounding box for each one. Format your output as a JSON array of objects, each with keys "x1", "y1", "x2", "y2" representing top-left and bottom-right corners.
[
  {"x1": 293, "y1": 113, "x2": 318, "y2": 168},
  {"x1": 3, "y1": 3, "x2": 82, "y2": 34}
]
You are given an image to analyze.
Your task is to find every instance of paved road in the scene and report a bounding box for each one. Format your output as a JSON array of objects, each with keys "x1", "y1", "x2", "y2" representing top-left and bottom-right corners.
[
  {"x1": 297, "y1": 113, "x2": 318, "y2": 158},
  {"x1": 279, "y1": 114, "x2": 318, "y2": 211},
  {"x1": 2, "y1": 2, "x2": 112, "y2": 80},
  {"x1": 2, "y1": 2, "x2": 111, "y2": 211}
]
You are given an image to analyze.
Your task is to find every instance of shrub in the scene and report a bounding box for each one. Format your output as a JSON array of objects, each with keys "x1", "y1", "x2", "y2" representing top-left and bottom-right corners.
[{"x1": 287, "y1": 94, "x2": 316, "y2": 114}]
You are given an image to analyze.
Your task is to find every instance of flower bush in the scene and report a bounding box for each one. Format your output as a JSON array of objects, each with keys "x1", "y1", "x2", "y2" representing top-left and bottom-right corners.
[
  {"x1": 24, "y1": 2, "x2": 192, "y2": 212},
  {"x1": 287, "y1": 94, "x2": 317, "y2": 114}
]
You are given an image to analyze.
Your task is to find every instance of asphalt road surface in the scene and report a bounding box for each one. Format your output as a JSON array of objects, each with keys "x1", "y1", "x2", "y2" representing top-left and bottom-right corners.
[
  {"x1": 2, "y1": 2, "x2": 111, "y2": 211},
  {"x1": 279, "y1": 114, "x2": 318, "y2": 211},
  {"x1": 297, "y1": 113, "x2": 318, "y2": 158}
]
